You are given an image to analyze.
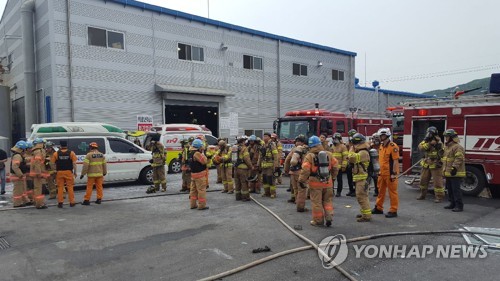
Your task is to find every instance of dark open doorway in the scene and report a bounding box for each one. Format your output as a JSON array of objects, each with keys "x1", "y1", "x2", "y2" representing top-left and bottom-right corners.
[{"x1": 165, "y1": 104, "x2": 219, "y2": 137}]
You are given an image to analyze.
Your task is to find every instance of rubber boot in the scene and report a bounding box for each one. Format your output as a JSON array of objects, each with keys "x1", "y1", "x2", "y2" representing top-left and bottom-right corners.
[
  {"x1": 161, "y1": 184, "x2": 167, "y2": 192},
  {"x1": 416, "y1": 189, "x2": 427, "y2": 200},
  {"x1": 434, "y1": 192, "x2": 444, "y2": 203}
]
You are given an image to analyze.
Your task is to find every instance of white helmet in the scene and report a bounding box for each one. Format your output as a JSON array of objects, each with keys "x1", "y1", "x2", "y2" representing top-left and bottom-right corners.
[{"x1": 377, "y1": 128, "x2": 392, "y2": 137}]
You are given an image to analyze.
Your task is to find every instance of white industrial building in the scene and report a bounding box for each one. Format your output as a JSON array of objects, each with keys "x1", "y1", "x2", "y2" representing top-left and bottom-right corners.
[{"x1": 0, "y1": 0, "x2": 426, "y2": 142}]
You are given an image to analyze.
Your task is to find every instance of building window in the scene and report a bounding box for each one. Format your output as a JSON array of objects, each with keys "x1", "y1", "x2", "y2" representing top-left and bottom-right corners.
[
  {"x1": 243, "y1": 55, "x2": 263, "y2": 70},
  {"x1": 178, "y1": 43, "x2": 204, "y2": 62},
  {"x1": 88, "y1": 27, "x2": 124, "y2": 50},
  {"x1": 293, "y1": 63, "x2": 307, "y2": 76},
  {"x1": 332, "y1": 69, "x2": 345, "y2": 81}
]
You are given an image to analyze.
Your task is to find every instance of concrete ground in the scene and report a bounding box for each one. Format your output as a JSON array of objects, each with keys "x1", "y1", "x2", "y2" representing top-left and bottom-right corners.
[{"x1": 0, "y1": 173, "x2": 499, "y2": 281}]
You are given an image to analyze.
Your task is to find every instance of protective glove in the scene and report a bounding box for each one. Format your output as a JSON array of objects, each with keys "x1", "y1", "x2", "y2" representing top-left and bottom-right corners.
[
  {"x1": 450, "y1": 167, "x2": 457, "y2": 176},
  {"x1": 80, "y1": 175, "x2": 84, "y2": 180},
  {"x1": 149, "y1": 159, "x2": 153, "y2": 164}
]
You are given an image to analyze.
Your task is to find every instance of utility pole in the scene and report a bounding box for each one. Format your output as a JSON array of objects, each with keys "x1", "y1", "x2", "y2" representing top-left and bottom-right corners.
[{"x1": 207, "y1": 0, "x2": 210, "y2": 18}]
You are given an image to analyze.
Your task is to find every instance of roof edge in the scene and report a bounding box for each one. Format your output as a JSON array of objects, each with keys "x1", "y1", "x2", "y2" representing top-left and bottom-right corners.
[
  {"x1": 355, "y1": 85, "x2": 432, "y2": 98},
  {"x1": 105, "y1": 0, "x2": 357, "y2": 57}
]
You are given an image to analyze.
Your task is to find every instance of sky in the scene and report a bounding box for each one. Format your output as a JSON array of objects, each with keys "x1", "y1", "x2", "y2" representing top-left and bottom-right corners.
[{"x1": 1, "y1": 0, "x2": 499, "y2": 93}]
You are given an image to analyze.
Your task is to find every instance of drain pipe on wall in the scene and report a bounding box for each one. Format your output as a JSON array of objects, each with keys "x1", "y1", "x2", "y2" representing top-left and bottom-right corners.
[
  {"x1": 21, "y1": 0, "x2": 36, "y2": 136},
  {"x1": 66, "y1": 0, "x2": 75, "y2": 121}
]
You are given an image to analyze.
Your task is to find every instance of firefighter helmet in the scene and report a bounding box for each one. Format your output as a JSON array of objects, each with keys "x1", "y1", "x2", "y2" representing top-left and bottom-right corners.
[
  {"x1": 351, "y1": 133, "x2": 366, "y2": 144},
  {"x1": 26, "y1": 141, "x2": 33, "y2": 148},
  {"x1": 188, "y1": 137, "x2": 195, "y2": 143},
  {"x1": 333, "y1": 132, "x2": 342, "y2": 140},
  {"x1": 308, "y1": 136, "x2": 321, "y2": 147},
  {"x1": 15, "y1": 140, "x2": 28, "y2": 150},
  {"x1": 33, "y1": 138, "x2": 45, "y2": 144},
  {"x1": 192, "y1": 139, "x2": 204, "y2": 149},
  {"x1": 248, "y1": 135, "x2": 257, "y2": 141},
  {"x1": 218, "y1": 140, "x2": 226, "y2": 146},
  {"x1": 426, "y1": 126, "x2": 438, "y2": 135},
  {"x1": 45, "y1": 141, "x2": 54, "y2": 147},
  {"x1": 89, "y1": 142, "x2": 99, "y2": 148},
  {"x1": 377, "y1": 128, "x2": 392, "y2": 137},
  {"x1": 443, "y1": 129, "x2": 458, "y2": 138},
  {"x1": 348, "y1": 129, "x2": 357, "y2": 137},
  {"x1": 295, "y1": 134, "x2": 306, "y2": 144}
]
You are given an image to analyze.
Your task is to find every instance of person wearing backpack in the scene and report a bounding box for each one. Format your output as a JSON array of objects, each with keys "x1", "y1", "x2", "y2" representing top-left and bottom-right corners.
[{"x1": 349, "y1": 133, "x2": 372, "y2": 222}]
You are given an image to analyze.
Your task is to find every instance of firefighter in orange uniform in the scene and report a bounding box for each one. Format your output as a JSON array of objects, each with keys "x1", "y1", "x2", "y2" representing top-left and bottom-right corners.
[
  {"x1": 10, "y1": 141, "x2": 30, "y2": 208},
  {"x1": 189, "y1": 139, "x2": 209, "y2": 210},
  {"x1": 299, "y1": 136, "x2": 339, "y2": 227},
  {"x1": 331, "y1": 133, "x2": 348, "y2": 197},
  {"x1": 259, "y1": 133, "x2": 279, "y2": 198},
  {"x1": 349, "y1": 133, "x2": 372, "y2": 222},
  {"x1": 81, "y1": 142, "x2": 107, "y2": 206},
  {"x1": 284, "y1": 134, "x2": 306, "y2": 205},
  {"x1": 442, "y1": 129, "x2": 466, "y2": 212},
  {"x1": 373, "y1": 128, "x2": 400, "y2": 218},
  {"x1": 51, "y1": 141, "x2": 78, "y2": 208},
  {"x1": 29, "y1": 138, "x2": 49, "y2": 209},
  {"x1": 44, "y1": 141, "x2": 58, "y2": 199},
  {"x1": 215, "y1": 140, "x2": 233, "y2": 193},
  {"x1": 417, "y1": 126, "x2": 445, "y2": 202}
]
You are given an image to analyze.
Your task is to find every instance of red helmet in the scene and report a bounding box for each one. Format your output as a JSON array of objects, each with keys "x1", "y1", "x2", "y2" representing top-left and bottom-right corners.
[{"x1": 89, "y1": 142, "x2": 99, "y2": 148}]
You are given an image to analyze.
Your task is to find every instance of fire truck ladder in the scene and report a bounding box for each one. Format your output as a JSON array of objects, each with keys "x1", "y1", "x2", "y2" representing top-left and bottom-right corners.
[{"x1": 401, "y1": 93, "x2": 500, "y2": 107}]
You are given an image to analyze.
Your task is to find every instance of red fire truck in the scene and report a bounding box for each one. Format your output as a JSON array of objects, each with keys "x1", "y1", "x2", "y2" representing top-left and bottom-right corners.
[
  {"x1": 275, "y1": 105, "x2": 391, "y2": 156},
  {"x1": 402, "y1": 88, "x2": 500, "y2": 196}
]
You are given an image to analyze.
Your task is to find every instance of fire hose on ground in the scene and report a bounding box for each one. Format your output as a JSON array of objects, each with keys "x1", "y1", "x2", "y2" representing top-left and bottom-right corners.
[{"x1": 197, "y1": 195, "x2": 500, "y2": 281}]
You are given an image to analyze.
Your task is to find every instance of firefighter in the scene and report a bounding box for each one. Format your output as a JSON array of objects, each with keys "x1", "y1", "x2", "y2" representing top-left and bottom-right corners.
[
  {"x1": 373, "y1": 128, "x2": 400, "y2": 218},
  {"x1": 332, "y1": 133, "x2": 348, "y2": 197},
  {"x1": 284, "y1": 134, "x2": 307, "y2": 206},
  {"x1": 189, "y1": 139, "x2": 209, "y2": 210},
  {"x1": 10, "y1": 141, "x2": 30, "y2": 208},
  {"x1": 349, "y1": 133, "x2": 372, "y2": 222},
  {"x1": 345, "y1": 129, "x2": 358, "y2": 197},
  {"x1": 24, "y1": 141, "x2": 34, "y2": 204},
  {"x1": 29, "y1": 138, "x2": 49, "y2": 209},
  {"x1": 147, "y1": 135, "x2": 167, "y2": 193},
  {"x1": 179, "y1": 138, "x2": 192, "y2": 192},
  {"x1": 198, "y1": 134, "x2": 213, "y2": 190},
  {"x1": 247, "y1": 135, "x2": 262, "y2": 194},
  {"x1": 259, "y1": 133, "x2": 279, "y2": 198},
  {"x1": 442, "y1": 129, "x2": 466, "y2": 212},
  {"x1": 80, "y1": 142, "x2": 107, "y2": 206},
  {"x1": 417, "y1": 126, "x2": 445, "y2": 202},
  {"x1": 368, "y1": 133, "x2": 381, "y2": 197},
  {"x1": 320, "y1": 133, "x2": 332, "y2": 152},
  {"x1": 271, "y1": 133, "x2": 283, "y2": 185},
  {"x1": 215, "y1": 140, "x2": 233, "y2": 193},
  {"x1": 216, "y1": 138, "x2": 225, "y2": 184},
  {"x1": 51, "y1": 141, "x2": 78, "y2": 208},
  {"x1": 298, "y1": 136, "x2": 339, "y2": 227},
  {"x1": 233, "y1": 136, "x2": 254, "y2": 201},
  {"x1": 44, "y1": 141, "x2": 57, "y2": 199}
]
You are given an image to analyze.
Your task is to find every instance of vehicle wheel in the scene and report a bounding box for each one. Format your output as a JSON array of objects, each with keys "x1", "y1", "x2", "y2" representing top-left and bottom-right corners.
[
  {"x1": 139, "y1": 166, "x2": 154, "y2": 185},
  {"x1": 169, "y1": 159, "x2": 182, "y2": 174},
  {"x1": 461, "y1": 166, "x2": 486, "y2": 196}
]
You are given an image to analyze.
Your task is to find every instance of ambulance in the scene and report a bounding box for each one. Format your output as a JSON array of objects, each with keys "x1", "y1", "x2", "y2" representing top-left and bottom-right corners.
[
  {"x1": 29, "y1": 122, "x2": 155, "y2": 185},
  {"x1": 143, "y1": 124, "x2": 218, "y2": 173}
]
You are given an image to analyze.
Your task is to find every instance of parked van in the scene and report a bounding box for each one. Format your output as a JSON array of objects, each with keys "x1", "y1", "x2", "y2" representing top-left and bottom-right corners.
[
  {"x1": 43, "y1": 135, "x2": 155, "y2": 185},
  {"x1": 30, "y1": 122, "x2": 126, "y2": 140},
  {"x1": 143, "y1": 129, "x2": 218, "y2": 174}
]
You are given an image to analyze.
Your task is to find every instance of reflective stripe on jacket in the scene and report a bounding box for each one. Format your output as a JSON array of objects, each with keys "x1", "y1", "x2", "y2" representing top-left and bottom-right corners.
[{"x1": 442, "y1": 140, "x2": 466, "y2": 178}]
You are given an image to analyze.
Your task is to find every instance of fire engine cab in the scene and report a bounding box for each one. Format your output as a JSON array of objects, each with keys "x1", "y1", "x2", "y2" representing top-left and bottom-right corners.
[
  {"x1": 402, "y1": 74, "x2": 500, "y2": 196},
  {"x1": 275, "y1": 104, "x2": 391, "y2": 155}
]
